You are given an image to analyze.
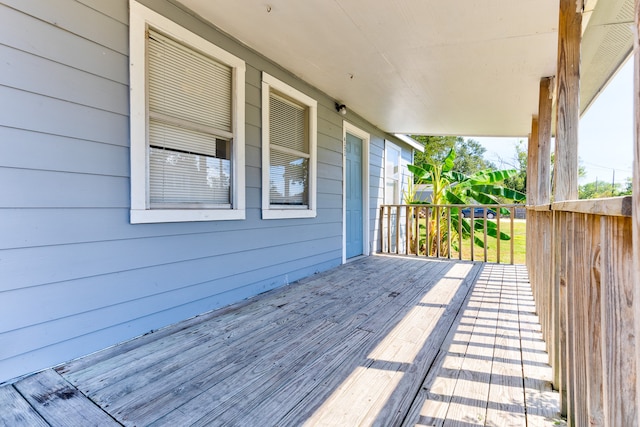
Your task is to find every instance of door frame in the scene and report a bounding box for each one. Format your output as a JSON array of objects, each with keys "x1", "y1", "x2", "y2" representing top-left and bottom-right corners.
[{"x1": 342, "y1": 121, "x2": 370, "y2": 263}]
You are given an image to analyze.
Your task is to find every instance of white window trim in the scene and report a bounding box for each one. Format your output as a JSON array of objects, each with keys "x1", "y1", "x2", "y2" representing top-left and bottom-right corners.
[
  {"x1": 261, "y1": 72, "x2": 317, "y2": 219},
  {"x1": 129, "y1": 1, "x2": 246, "y2": 223}
]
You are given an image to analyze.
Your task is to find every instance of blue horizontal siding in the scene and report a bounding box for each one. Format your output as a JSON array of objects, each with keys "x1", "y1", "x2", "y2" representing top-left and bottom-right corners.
[
  {"x1": 0, "y1": 0, "x2": 415, "y2": 384},
  {"x1": 0, "y1": 128, "x2": 129, "y2": 176},
  {"x1": 0, "y1": 44, "x2": 128, "y2": 115},
  {"x1": 0, "y1": 4, "x2": 128, "y2": 84},
  {"x1": 0, "y1": 86, "x2": 128, "y2": 146}
]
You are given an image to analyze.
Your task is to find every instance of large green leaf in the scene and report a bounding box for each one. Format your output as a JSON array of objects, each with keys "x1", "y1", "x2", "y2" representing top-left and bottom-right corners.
[
  {"x1": 469, "y1": 169, "x2": 518, "y2": 184},
  {"x1": 468, "y1": 191, "x2": 500, "y2": 206},
  {"x1": 470, "y1": 185, "x2": 526, "y2": 202},
  {"x1": 449, "y1": 171, "x2": 468, "y2": 183},
  {"x1": 444, "y1": 190, "x2": 467, "y2": 205},
  {"x1": 407, "y1": 164, "x2": 428, "y2": 180},
  {"x1": 473, "y1": 220, "x2": 511, "y2": 240},
  {"x1": 442, "y1": 149, "x2": 456, "y2": 172},
  {"x1": 473, "y1": 235, "x2": 486, "y2": 248}
]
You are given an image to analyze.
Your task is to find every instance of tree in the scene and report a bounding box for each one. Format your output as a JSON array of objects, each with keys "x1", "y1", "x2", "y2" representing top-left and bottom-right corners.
[
  {"x1": 499, "y1": 140, "x2": 586, "y2": 198},
  {"x1": 411, "y1": 136, "x2": 495, "y2": 178},
  {"x1": 407, "y1": 149, "x2": 526, "y2": 256},
  {"x1": 578, "y1": 177, "x2": 632, "y2": 199},
  {"x1": 501, "y1": 140, "x2": 527, "y2": 194}
]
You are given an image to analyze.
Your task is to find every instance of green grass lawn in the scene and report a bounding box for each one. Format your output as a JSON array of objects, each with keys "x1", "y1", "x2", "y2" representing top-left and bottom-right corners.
[
  {"x1": 456, "y1": 218, "x2": 526, "y2": 264},
  {"x1": 416, "y1": 218, "x2": 526, "y2": 264}
]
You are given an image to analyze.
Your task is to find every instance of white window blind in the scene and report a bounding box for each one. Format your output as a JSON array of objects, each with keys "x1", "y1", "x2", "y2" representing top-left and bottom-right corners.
[
  {"x1": 269, "y1": 93, "x2": 309, "y2": 205},
  {"x1": 147, "y1": 29, "x2": 232, "y2": 207}
]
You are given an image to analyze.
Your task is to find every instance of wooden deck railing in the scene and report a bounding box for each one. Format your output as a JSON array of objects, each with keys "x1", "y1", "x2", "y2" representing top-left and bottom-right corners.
[
  {"x1": 527, "y1": 196, "x2": 636, "y2": 426},
  {"x1": 379, "y1": 204, "x2": 521, "y2": 264}
]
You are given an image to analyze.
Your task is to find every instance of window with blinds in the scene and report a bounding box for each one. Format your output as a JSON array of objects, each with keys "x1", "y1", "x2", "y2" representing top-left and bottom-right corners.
[
  {"x1": 261, "y1": 73, "x2": 317, "y2": 219},
  {"x1": 147, "y1": 29, "x2": 232, "y2": 207},
  {"x1": 269, "y1": 93, "x2": 309, "y2": 206},
  {"x1": 129, "y1": 1, "x2": 246, "y2": 223}
]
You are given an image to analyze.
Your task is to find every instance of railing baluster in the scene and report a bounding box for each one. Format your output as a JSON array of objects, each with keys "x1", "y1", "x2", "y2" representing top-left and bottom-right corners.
[
  {"x1": 380, "y1": 206, "x2": 385, "y2": 253},
  {"x1": 378, "y1": 204, "x2": 521, "y2": 264},
  {"x1": 457, "y1": 206, "x2": 463, "y2": 260},
  {"x1": 415, "y1": 206, "x2": 420, "y2": 256},
  {"x1": 510, "y1": 207, "x2": 515, "y2": 265},
  {"x1": 435, "y1": 206, "x2": 441, "y2": 258},
  {"x1": 425, "y1": 207, "x2": 430, "y2": 258},
  {"x1": 497, "y1": 208, "x2": 501, "y2": 264},
  {"x1": 470, "y1": 214, "x2": 475, "y2": 261},
  {"x1": 395, "y1": 205, "x2": 400, "y2": 254},
  {"x1": 405, "y1": 206, "x2": 410, "y2": 255},
  {"x1": 483, "y1": 207, "x2": 488, "y2": 262},
  {"x1": 386, "y1": 205, "x2": 391, "y2": 253},
  {"x1": 447, "y1": 207, "x2": 452, "y2": 259}
]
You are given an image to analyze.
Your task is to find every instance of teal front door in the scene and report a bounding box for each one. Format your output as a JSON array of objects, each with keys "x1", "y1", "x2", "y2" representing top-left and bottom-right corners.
[{"x1": 346, "y1": 132, "x2": 363, "y2": 258}]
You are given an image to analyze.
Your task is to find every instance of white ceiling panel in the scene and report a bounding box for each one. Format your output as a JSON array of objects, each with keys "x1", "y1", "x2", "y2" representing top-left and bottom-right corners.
[{"x1": 173, "y1": 0, "x2": 629, "y2": 137}]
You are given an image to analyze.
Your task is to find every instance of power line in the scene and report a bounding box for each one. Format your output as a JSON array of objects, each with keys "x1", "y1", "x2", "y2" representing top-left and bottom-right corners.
[{"x1": 581, "y1": 160, "x2": 632, "y2": 173}]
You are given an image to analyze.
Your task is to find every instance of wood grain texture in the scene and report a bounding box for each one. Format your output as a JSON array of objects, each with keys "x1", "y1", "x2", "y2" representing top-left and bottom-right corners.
[
  {"x1": 0, "y1": 257, "x2": 559, "y2": 426},
  {"x1": 564, "y1": 213, "x2": 575, "y2": 426},
  {"x1": 585, "y1": 213, "x2": 604, "y2": 426},
  {"x1": 553, "y1": 0, "x2": 582, "y2": 202},
  {"x1": 527, "y1": 118, "x2": 540, "y2": 205},
  {"x1": 13, "y1": 369, "x2": 119, "y2": 426},
  {"x1": 600, "y1": 216, "x2": 637, "y2": 426},
  {"x1": 569, "y1": 213, "x2": 588, "y2": 427},
  {"x1": 552, "y1": 196, "x2": 632, "y2": 217},
  {"x1": 537, "y1": 77, "x2": 554, "y2": 205},
  {"x1": 554, "y1": 212, "x2": 570, "y2": 416},
  {"x1": 633, "y1": 8, "x2": 640, "y2": 427},
  {"x1": 0, "y1": 386, "x2": 48, "y2": 427}
]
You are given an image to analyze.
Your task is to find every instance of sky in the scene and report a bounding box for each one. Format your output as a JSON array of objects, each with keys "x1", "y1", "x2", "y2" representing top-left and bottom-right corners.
[{"x1": 470, "y1": 58, "x2": 634, "y2": 187}]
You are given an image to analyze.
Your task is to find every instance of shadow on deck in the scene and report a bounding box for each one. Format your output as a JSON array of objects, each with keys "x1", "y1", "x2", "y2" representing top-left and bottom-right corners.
[{"x1": 0, "y1": 255, "x2": 563, "y2": 426}]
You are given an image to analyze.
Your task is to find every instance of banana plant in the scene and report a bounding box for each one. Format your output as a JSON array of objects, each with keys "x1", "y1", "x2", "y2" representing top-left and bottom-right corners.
[{"x1": 406, "y1": 149, "x2": 526, "y2": 256}]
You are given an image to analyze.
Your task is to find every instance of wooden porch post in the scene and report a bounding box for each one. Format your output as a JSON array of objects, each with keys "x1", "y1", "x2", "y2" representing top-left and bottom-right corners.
[
  {"x1": 538, "y1": 77, "x2": 554, "y2": 205},
  {"x1": 553, "y1": 0, "x2": 582, "y2": 421},
  {"x1": 527, "y1": 118, "x2": 540, "y2": 206},
  {"x1": 634, "y1": 1, "x2": 640, "y2": 425},
  {"x1": 526, "y1": 120, "x2": 538, "y2": 321},
  {"x1": 553, "y1": 0, "x2": 582, "y2": 202}
]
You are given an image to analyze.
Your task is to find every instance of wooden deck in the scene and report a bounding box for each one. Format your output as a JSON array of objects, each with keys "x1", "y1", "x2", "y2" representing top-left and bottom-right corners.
[{"x1": 0, "y1": 256, "x2": 562, "y2": 426}]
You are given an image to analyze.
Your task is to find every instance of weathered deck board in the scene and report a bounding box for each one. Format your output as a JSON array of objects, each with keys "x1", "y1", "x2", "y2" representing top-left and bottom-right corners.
[
  {"x1": 402, "y1": 264, "x2": 562, "y2": 427},
  {"x1": 12, "y1": 369, "x2": 119, "y2": 426},
  {"x1": 105, "y1": 259, "x2": 451, "y2": 425},
  {"x1": 516, "y1": 265, "x2": 563, "y2": 427},
  {"x1": 0, "y1": 256, "x2": 561, "y2": 426},
  {"x1": 0, "y1": 385, "x2": 49, "y2": 427}
]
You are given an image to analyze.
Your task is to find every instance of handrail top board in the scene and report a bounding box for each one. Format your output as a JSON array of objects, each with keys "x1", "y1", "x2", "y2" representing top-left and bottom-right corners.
[{"x1": 527, "y1": 196, "x2": 632, "y2": 217}]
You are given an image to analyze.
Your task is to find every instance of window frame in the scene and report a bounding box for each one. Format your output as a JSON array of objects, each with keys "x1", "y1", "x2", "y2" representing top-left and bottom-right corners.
[
  {"x1": 261, "y1": 72, "x2": 317, "y2": 219},
  {"x1": 384, "y1": 140, "x2": 403, "y2": 205},
  {"x1": 129, "y1": 1, "x2": 246, "y2": 223}
]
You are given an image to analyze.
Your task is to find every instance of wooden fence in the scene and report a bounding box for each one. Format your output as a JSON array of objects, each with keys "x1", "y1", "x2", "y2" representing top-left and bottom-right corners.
[
  {"x1": 379, "y1": 204, "x2": 520, "y2": 264},
  {"x1": 527, "y1": 196, "x2": 636, "y2": 426}
]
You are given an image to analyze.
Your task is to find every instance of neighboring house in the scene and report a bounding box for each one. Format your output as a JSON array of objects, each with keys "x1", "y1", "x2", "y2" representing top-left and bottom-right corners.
[
  {"x1": 414, "y1": 184, "x2": 434, "y2": 203},
  {"x1": 0, "y1": 0, "x2": 422, "y2": 383}
]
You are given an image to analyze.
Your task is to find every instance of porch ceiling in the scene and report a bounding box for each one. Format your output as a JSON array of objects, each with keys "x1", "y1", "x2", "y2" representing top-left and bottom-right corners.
[{"x1": 174, "y1": 0, "x2": 630, "y2": 137}]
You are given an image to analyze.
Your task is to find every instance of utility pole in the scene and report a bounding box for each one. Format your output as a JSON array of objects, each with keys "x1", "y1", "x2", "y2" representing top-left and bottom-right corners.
[{"x1": 612, "y1": 169, "x2": 616, "y2": 196}]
